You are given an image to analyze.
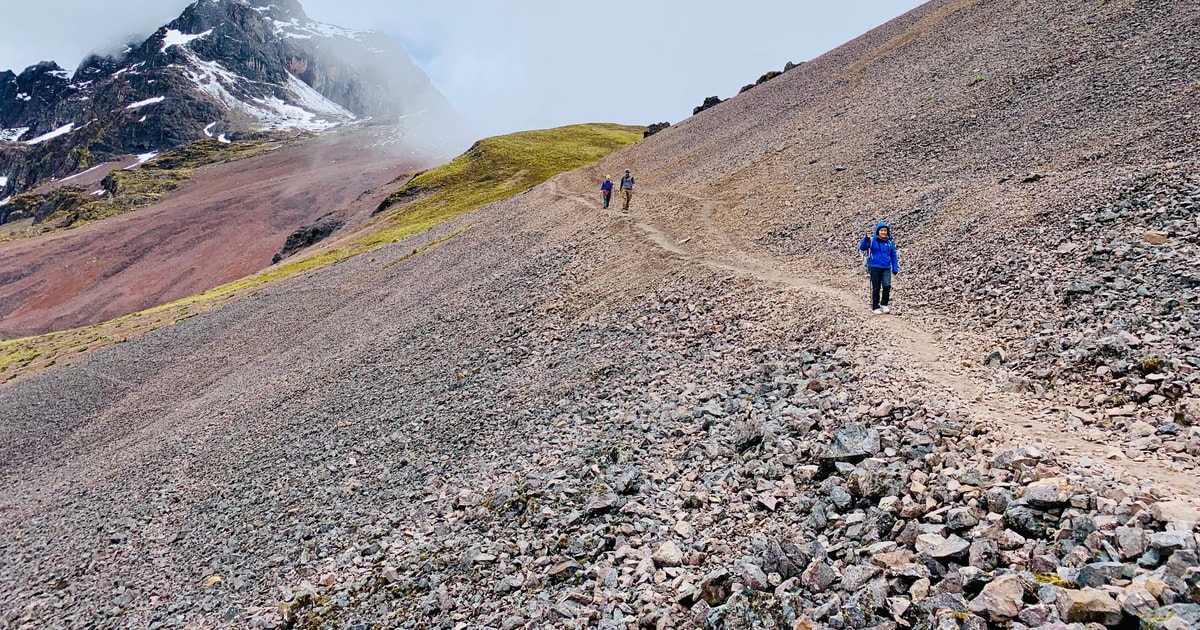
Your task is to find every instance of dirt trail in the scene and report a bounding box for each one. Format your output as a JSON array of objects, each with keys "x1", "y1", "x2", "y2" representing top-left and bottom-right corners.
[{"x1": 546, "y1": 175, "x2": 1200, "y2": 499}]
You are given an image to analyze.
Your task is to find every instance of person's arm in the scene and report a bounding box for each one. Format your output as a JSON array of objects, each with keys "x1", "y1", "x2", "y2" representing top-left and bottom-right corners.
[
  {"x1": 891, "y1": 243, "x2": 899, "y2": 274},
  {"x1": 859, "y1": 235, "x2": 870, "y2": 251}
]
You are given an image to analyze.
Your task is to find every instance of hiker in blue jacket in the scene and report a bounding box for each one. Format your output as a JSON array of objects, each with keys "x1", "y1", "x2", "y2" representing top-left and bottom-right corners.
[
  {"x1": 601, "y1": 176, "x2": 613, "y2": 208},
  {"x1": 859, "y1": 222, "x2": 899, "y2": 314}
]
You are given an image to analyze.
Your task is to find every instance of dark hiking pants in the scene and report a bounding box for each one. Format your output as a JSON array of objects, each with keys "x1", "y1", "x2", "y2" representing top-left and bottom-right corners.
[
  {"x1": 602, "y1": 191, "x2": 611, "y2": 208},
  {"x1": 869, "y1": 267, "x2": 892, "y2": 310}
]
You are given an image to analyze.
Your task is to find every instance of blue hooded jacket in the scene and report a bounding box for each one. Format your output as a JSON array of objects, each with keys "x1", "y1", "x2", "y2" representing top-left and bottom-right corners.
[{"x1": 859, "y1": 222, "x2": 899, "y2": 274}]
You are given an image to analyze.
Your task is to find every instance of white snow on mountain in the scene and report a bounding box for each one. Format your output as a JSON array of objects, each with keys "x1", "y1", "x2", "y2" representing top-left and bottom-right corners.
[
  {"x1": 161, "y1": 28, "x2": 214, "y2": 53},
  {"x1": 204, "y1": 122, "x2": 217, "y2": 137},
  {"x1": 24, "y1": 123, "x2": 75, "y2": 146},
  {"x1": 126, "y1": 96, "x2": 166, "y2": 110},
  {"x1": 124, "y1": 153, "x2": 159, "y2": 170},
  {"x1": 172, "y1": 48, "x2": 353, "y2": 132},
  {"x1": 58, "y1": 164, "x2": 105, "y2": 182},
  {"x1": 283, "y1": 73, "x2": 355, "y2": 121},
  {"x1": 49, "y1": 69, "x2": 72, "y2": 81},
  {"x1": 16, "y1": 93, "x2": 32, "y2": 102},
  {"x1": 111, "y1": 62, "x2": 146, "y2": 80},
  {"x1": 0, "y1": 176, "x2": 7, "y2": 187},
  {"x1": 265, "y1": 14, "x2": 368, "y2": 41},
  {"x1": 0, "y1": 128, "x2": 30, "y2": 143},
  {"x1": 0, "y1": 197, "x2": 10, "y2": 207}
]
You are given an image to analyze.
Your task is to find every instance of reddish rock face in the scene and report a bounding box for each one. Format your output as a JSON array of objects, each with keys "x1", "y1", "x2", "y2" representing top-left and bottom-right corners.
[{"x1": 0, "y1": 128, "x2": 424, "y2": 338}]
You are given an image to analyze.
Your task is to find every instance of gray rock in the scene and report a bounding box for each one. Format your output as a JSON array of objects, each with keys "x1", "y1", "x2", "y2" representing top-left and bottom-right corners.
[
  {"x1": 969, "y1": 539, "x2": 999, "y2": 571},
  {"x1": 737, "y1": 562, "x2": 769, "y2": 592},
  {"x1": 1151, "y1": 531, "x2": 1195, "y2": 552},
  {"x1": 801, "y1": 560, "x2": 835, "y2": 591},
  {"x1": 967, "y1": 574, "x2": 1024, "y2": 621},
  {"x1": 761, "y1": 539, "x2": 807, "y2": 580},
  {"x1": 1075, "y1": 562, "x2": 1136, "y2": 588},
  {"x1": 820, "y1": 424, "x2": 880, "y2": 465},
  {"x1": 839, "y1": 564, "x2": 880, "y2": 591},
  {"x1": 1115, "y1": 526, "x2": 1148, "y2": 560},
  {"x1": 946, "y1": 507, "x2": 980, "y2": 530},
  {"x1": 1139, "y1": 604, "x2": 1200, "y2": 630},
  {"x1": 651, "y1": 541, "x2": 683, "y2": 567},
  {"x1": 929, "y1": 535, "x2": 971, "y2": 561},
  {"x1": 586, "y1": 493, "x2": 619, "y2": 515},
  {"x1": 1025, "y1": 477, "x2": 1072, "y2": 508},
  {"x1": 1054, "y1": 587, "x2": 1122, "y2": 625}
]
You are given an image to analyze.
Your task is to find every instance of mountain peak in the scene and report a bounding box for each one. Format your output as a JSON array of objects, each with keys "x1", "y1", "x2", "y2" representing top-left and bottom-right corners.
[{"x1": 0, "y1": 0, "x2": 465, "y2": 198}]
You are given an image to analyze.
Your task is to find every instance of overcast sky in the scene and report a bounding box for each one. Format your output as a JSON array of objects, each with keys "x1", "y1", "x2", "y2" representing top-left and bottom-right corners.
[{"x1": 0, "y1": 0, "x2": 926, "y2": 136}]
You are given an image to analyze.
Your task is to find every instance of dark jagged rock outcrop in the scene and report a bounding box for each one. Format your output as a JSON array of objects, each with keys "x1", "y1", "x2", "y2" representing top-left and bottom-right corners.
[
  {"x1": 272, "y1": 213, "x2": 344, "y2": 263},
  {"x1": 0, "y1": 0, "x2": 466, "y2": 205},
  {"x1": 693, "y1": 96, "x2": 723, "y2": 116},
  {"x1": 739, "y1": 70, "x2": 783, "y2": 94},
  {"x1": 643, "y1": 122, "x2": 671, "y2": 138}
]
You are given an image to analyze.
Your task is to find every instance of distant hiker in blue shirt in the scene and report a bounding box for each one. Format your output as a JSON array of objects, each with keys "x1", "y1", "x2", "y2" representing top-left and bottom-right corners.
[
  {"x1": 620, "y1": 169, "x2": 635, "y2": 211},
  {"x1": 601, "y1": 176, "x2": 613, "y2": 208},
  {"x1": 859, "y1": 222, "x2": 899, "y2": 314}
]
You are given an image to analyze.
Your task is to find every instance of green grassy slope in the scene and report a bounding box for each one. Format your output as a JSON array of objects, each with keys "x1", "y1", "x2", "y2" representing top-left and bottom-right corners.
[{"x1": 0, "y1": 123, "x2": 644, "y2": 383}]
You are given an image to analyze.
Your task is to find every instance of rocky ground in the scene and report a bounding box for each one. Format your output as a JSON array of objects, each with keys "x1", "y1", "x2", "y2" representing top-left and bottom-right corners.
[
  {"x1": 2, "y1": 163, "x2": 1198, "y2": 629},
  {"x1": 2, "y1": 0, "x2": 1199, "y2": 628}
]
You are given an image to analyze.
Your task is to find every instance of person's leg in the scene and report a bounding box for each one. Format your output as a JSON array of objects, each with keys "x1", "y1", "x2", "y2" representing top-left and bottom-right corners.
[
  {"x1": 623, "y1": 190, "x2": 633, "y2": 210},
  {"x1": 603, "y1": 191, "x2": 610, "y2": 208},
  {"x1": 869, "y1": 268, "x2": 882, "y2": 310},
  {"x1": 880, "y1": 270, "x2": 892, "y2": 307}
]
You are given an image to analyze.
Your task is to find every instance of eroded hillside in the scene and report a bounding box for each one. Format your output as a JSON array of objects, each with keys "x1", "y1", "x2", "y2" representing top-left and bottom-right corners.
[{"x1": 0, "y1": 0, "x2": 1198, "y2": 628}]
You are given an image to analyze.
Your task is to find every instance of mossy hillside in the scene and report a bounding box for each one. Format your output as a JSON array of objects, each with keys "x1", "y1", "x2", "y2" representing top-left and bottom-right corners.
[
  {"x1": 0, "y1": 123, "x2": 643, "y2": 383},
  {"x1": 365, "y1": 123, "x2": 644, "y2": 248}
]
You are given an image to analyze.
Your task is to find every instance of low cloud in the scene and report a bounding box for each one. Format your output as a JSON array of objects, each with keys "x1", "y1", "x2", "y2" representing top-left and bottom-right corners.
[{"x1": 1, "y1": 0, "x2": 925, "y2": 136}]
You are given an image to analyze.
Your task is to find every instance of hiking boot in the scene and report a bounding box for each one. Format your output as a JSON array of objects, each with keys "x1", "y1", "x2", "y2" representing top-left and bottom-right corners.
[
  {"x1": 881, "y1": 306, "x2": 890, "y2": 314},
  {"x1": 872, "y1": 309, "x2": 882, "y2": 315}
]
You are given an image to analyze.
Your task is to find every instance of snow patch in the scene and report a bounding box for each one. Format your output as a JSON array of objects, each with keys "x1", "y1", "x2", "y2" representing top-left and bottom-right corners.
[
  {"x1": 24, "y1": 123, "x2": 75, "y2": 146},
  {"x1": 175, "y1": 46, "x2": 353, "y2": 132},
  {"x1": 282, "y1": 73, "x2": 355, "y2": 121},
  {"x1": 92, "y1": 189, "x2": 107, "y2": 196},
  {"x1": 0, "y1": 128, "x2": 29, "y2": 143},
  {"x1": 139, "y1": 116, "x2": 148, "y2": 123},
  {"x1": 0, "y1": 176, "x2": 7, "y2": 187},
  {"x1": 218, "y1": 134, "x2": 231, "y2": 144},
  {"x1": 59, "y1": 164, "x2": 105, "y2": 183},
  {"x1": 49, "y1": 69, "x2": 71, "y2": 80},
  {"x1": 124, "y1": 152, "x2": 160, "y2": 170},
  {"x1": 111, "y1": 62, "x2": 145, "y2": 80},
  {"x1": 204, "y1": 122, "x2": 217, "y2": 137},
  {"x1": 126, "y1": 96, "x2": 166, "y2": 110},
  {"x1": 0, "y1": 197, "x2": 10, "y2": 207},
  {"x1": 270, "y1": 17, "x2": 368, "y2": 41},
  {"x1": 161, "y1": 28, "x2": 213, "y2": 53},
  {"x1": 16, "y1": 93, "x2": 32, "y2": 102}
]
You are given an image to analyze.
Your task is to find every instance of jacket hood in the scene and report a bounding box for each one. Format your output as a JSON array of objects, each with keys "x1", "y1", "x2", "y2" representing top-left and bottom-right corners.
[{"x1": 875, "y1": 222, "x2": 890, "y2": 238}]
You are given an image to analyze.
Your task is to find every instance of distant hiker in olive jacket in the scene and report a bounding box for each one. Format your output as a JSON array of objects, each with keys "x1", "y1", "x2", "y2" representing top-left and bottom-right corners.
[
  {"x1": 620, "y1": 169, "x2": 635, "y2": 210},
  {"x1": 859, "y1": 221, "x2": 899, "y2": 314},
  {"x1": 601, "y1": 176, "x2": 613, "y2": 208}
]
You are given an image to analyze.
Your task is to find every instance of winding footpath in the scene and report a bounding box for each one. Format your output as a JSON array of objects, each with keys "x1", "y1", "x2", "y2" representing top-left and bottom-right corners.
[{"x1": 546, "y1": 173, "x2": 1200, "y2": 500}]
